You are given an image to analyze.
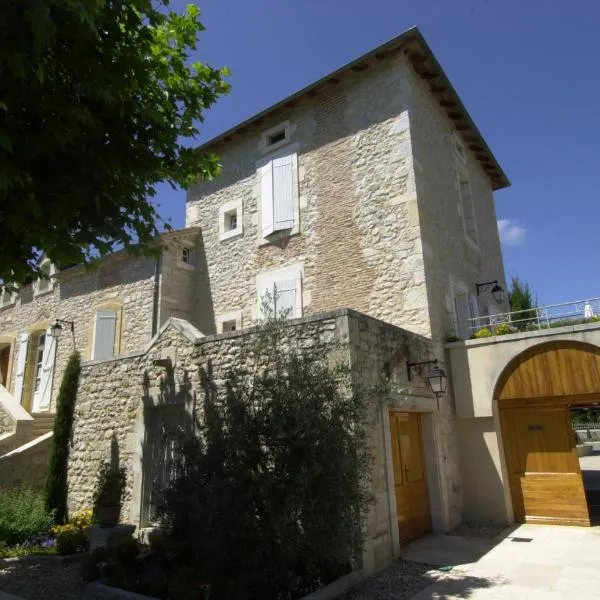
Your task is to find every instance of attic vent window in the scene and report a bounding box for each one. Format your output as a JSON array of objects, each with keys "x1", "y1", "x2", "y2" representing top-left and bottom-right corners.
[
  {"x1": 268, "y1": 130, "x2": 286, "y2": 146},
  {"x1": 261, "y1": 121, "x2": 291, "y2": 153},
  {"x1": 182, "y1": 247, "x2": 191, "y2": 263}
]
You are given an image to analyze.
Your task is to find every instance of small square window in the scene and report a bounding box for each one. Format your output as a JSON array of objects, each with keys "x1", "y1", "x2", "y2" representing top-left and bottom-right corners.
[
  {"x1": 267, "y1": 130, "x2": 286, "y2": 146},
  {"x1": 182, "y1": 247, "x2": 191, "y2": 263},
  {"x1": 219, "y1": 200, "x2": 243, "y2": 241},
  {"x1": 222, "y1": 320, "x2": 237, "y2": 332}
]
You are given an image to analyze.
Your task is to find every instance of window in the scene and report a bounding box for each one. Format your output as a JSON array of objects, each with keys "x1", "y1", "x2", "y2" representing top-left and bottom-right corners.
[
  {"x1": 33, "y1": 258, "x2": 56, "y2": 297},
  {"x1": 216, "y1": 310, "x2": 243, "y2": 334},
  {"x1": 33, "y1": 333, "x2": 46, "y2": 393},
  {"x1": 260, "y1": 121, "x2": 290, "y2": 153},
  {"x1": 457, "y1": 168, "x2": 478, "y2": 245},
  {"x1": 92, "y1": 310, "x2": 118, "y2": 360},
  {"x1": 222, "y1": 320, "x2": 237, "y2": 332},
  {"x1": 259, "y1": 152, "x2": 297, "y2": 239},
  {"x1": 256, "y1": 265, "x2": 303, "y2": 320},
  {"x1": 182, "y1": 247, "x2": 191, "y2": 264},
  {"x1": 0, "y1": 286, "x2": 16, "y2": 308},
  {"x1": 218, "y1": 200, "x2": 243, "y2": 241}
]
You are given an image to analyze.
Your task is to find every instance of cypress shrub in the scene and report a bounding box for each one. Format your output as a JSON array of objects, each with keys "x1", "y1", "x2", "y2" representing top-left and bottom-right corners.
[{"x1": 44, "y1": 351, "x2": 81, "y2": 523}]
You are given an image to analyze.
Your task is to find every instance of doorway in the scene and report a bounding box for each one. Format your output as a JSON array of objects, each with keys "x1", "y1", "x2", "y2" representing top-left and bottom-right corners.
[
  {"x1": 572, "y1": 406, "x2": 600, "y2": 524},
  {"x1": 496, "y1": 340, "x2": 600, "y2": 526},
  {"x1": 389, "y1": 412, "x2": 432, "y2": 544},
  {"x1": 0, "y1": 346, "x2": 9, "y2": 388}
]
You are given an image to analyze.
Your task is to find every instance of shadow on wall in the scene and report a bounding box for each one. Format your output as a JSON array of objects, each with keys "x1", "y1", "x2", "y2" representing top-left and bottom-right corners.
[
  {"x1": 193, "y1": 230, "x2": 216, "y2": 336},
  {"x1": 140, "y1": 362, "x2": 195, "y2": 527}
]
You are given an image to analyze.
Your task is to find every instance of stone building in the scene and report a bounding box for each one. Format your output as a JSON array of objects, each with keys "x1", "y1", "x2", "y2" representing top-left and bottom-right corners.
[{"x1": 0, "y1": 26, "x2": 516, "y2": 576}]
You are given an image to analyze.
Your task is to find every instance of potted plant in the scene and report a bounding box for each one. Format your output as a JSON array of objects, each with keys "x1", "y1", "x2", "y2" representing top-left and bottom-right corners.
[{"x1": 94, "y1": 461, "x2": 126, "y2": 528}]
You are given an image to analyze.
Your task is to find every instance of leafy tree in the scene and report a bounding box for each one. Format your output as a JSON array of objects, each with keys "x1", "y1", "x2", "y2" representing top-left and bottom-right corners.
[
  {"x1": 508, "y1": 276, "x2": 537, "y2": 328},
  {"x1": 0, "y1": 1, "x2": 230, "y2": 284},
  {"x1": 158, "y1": 315, "x2": 372, "y2": 599},
  {"x1": 44, "y1": 352, "x2": 81, "y2": 523}
]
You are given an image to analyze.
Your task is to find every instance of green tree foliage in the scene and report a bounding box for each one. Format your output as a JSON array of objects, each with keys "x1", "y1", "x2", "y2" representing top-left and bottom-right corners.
[
  {"x1": 0, "y1": 1, "x2": 230, "y2": 284},
  {"x1": 508, "y1": 276, "x2": 537, "y2": 327},
  {"x1": 44, "y1": 352, "x2": 81, "y2": 523},
  {"x1": 158, "y1": 316, "x2": 372, "y2": 600},
  {"x1": 0, "y1": 488, "x2": 53, "y2": 546}
]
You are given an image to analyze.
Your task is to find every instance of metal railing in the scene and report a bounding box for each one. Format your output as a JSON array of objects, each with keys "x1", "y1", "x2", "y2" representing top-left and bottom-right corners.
[{"x1": 456, "y1": 297, "x2": 600, "y2": 339}]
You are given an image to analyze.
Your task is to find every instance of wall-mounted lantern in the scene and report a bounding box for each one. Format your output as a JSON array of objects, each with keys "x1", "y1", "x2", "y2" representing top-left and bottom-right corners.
[
  {"x1": 407, "y1": 359, "x2": 448, "y2": 398},
  {"x1": 475, "y1": 280, "x2": 505, "y2": 305},
  {"x1": 50, "y1": 319, "x2": 74, "y2": 339}
]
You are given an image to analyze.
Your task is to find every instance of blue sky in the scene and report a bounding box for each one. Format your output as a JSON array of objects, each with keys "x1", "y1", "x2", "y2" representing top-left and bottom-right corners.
[{"x1": 157, "y1": 0, "x2": 600, "y2": 306}]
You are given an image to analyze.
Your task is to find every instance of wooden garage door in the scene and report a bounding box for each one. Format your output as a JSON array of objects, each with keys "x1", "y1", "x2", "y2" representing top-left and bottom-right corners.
[
  {"x1": 389, "y1": 412, "x2": 431, "y2": 544},
  {"x1": 500, "y1": 406, "x2": 589, "y2": 526}
]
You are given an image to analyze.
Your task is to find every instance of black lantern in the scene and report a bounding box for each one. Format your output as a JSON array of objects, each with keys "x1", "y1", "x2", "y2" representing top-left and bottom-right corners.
[
  {"x1": 50, "y1": 319, "x2": 74, "y2": 339},
  {"x1": 407, "y1": 360, "x2": 448, "y2": 398},
  {"x1": 476, "y1": 280, "x2": 505, "y2": 305}
]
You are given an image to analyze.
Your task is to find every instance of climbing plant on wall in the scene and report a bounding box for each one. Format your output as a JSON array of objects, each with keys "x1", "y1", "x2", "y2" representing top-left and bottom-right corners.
[{"x1": 44, "y1": 351, "x2": 81, "y2": 524}]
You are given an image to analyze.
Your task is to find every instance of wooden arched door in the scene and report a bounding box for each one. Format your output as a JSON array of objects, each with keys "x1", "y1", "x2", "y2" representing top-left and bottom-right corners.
[{"x1": 496, "y1": 341, "x2": 600, "y2": 526}]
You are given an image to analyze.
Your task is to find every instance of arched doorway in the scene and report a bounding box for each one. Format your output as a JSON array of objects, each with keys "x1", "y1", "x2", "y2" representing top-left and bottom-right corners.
[{"x1": 496, "y1": 340, "x2": 600, "y2": 526}]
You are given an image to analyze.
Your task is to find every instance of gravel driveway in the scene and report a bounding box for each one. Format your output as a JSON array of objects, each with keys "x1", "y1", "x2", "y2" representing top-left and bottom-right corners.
[
  {"x1": 0, "y1": 558, "x2": 84, "y2": 600},
  {"x1": 339, "y1": 559, "x2": 437, "y2": 600}
]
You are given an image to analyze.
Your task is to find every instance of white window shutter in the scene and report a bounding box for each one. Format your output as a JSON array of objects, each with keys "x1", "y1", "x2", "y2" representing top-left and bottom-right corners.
[
  {"x1": 93, "y1": 310, "x2": 117, "y2": 360},
  {"x1": 260, "y1": 161, "x2": 274, "y2": 237},
  {"x1": 274, "y1": 279, "x2": 297, "y2": 318},
  {"x1": 468, "y1": 294, "x2": 479, "y2": 319},
  {"x1": 12, "y1": 333, "x2": 28, "y2": 401},
  {"x1": 38, "y1": 329, "x2": 56, "y2": 410},
  {"x1": 272, "y1": 154, "x2": 294, "y2": 233}
]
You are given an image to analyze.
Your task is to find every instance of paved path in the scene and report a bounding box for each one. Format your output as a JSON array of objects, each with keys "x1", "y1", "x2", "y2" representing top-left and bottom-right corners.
[{"x1": 406, "y1": 524, "x2": 600, "y2": 599}]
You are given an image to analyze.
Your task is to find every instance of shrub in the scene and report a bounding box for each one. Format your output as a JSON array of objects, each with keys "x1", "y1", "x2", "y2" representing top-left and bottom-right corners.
[
  {"x1": 51, "y1": 509, "x2": 92, "y2": 555},
  {"x1": 45, "y1": 352, "x2": 81, "y2": 524},
  {"x1": 157, "y1": 315, "x2": 371, "y2": 600},
  {"x1": 494, "y1": 323, "x2": 512, "y2": 335},
  {"x1": 472, "y1": 327, "x2": 492, "y2": 338},
  {"x1": 0, "y1": 488, "x2": 53, "y2": 545}
]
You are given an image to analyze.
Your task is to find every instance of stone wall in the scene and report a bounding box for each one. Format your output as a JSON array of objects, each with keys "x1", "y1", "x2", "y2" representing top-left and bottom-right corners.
[
  {"x1": 68, "y1": 309, "x2": 450, "y2": 574},
  {"x1": 186, "y1": 54, "x2": 431, "y2": 338},
  {"x1": 406, "y1": 63, "x2": 508, "y2": 347},
  {"x1": 0, "y1": 404, "x2": 13, "y2": 436},
  {"x1": 0, "y1": 434, "x2": 52, "y2": 490},
  {"x1": 0, "y1": 230, "x2": 199, "y2": 415}
]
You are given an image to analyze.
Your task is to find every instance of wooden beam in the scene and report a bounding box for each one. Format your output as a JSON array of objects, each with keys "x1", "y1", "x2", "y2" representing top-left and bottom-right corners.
[
  {"x1": 447, "y1": 111, "x2": 463, "y2": 120},
  {"x1": 440, "y1": 99, "x2": 457, "y2": 108},
  {"x1": 429, "y1": 84, "x2": 446, "y2": 94},
  {"x1": 351, "y1": 63, "x2": 369, "y2": 72}
]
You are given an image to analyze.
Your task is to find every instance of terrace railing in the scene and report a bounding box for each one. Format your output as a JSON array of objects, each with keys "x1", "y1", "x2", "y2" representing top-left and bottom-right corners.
[{"x1": 456, "y1": 297, "x2": 600, "y2": 339}]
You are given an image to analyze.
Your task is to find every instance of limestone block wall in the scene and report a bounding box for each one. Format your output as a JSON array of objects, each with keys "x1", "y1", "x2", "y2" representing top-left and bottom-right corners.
[
  {"x1": 0, "y1": 405, "x2": 13, "y2": 436},
  {"x1": 68, "y1": 309, "x2": 450, "y2": 574},
  {"x1": 406, "y1": 64, "x2": 508, "y2": 346},
  {"x1": 186, "y1": 54, "x2": 431, "y2": 338},
  {"x1": 0, "y1": 253, "x2": 157, "y2": 414}
]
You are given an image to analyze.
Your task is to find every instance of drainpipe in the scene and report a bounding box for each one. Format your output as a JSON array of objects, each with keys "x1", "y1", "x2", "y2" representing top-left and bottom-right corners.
[{"x1": 151, "y1": 255, "x2": 162, "y2": 337}]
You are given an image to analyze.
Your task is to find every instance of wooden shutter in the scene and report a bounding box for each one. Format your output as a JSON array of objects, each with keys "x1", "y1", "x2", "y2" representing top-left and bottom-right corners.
[
  {"x1": 260, "y1": 161, "x2": 274, "y2": 237},
  {"x1": 272, "y1": 154, "x2": 294, "y2": 233},
  {"x1": 275, "y1": 279, "x2": 297, "y2": 318},
  {"x1": 38, "y1": 329, "x2": 56, "y2": 410},
  {"x1": 12, "y1": 333, "x2": 28, "y2": 401},
  {"x1": 93, "y1": 310, "x2": 117, "y2": 360}
]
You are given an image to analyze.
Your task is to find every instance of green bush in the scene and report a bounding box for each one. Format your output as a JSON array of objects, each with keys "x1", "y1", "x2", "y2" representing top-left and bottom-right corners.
[
  {"x1": 0, "y1": 488, "x2": 53, "y2": 545},
  {"x1": 471, "y1": 327, "x2": 492, "y2": 338},
  {"x1": 55, "y1": 526, "x2": 88, "y2": 555},
  {"x1": 45, "y1": 352, "x2": 81, "y2": 524},
  {"x1": 494, "y1": 323, "x2": 512, "y2": 335},
  {"x1": 157, "y1": 315, "x2": 371, "y2": 600}
]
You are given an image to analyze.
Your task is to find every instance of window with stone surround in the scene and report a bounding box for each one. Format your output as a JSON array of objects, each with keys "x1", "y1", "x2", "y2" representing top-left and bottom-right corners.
[
  {"x1": 218, "y1": 199, "x2": 243, "y2": 242},
  {"x1": 258, "y1": 147, "x2": 299, "y2": 240},
  {"x1": 456, "y1": 168, "x2": 478, "y2": 246},
  {"x1": 260, "y1": 121, "x2": 290, "y2": 154},
  {"x1": 90, "y1": 303, "x2": 122, "y2": 360},
  {"x1": 216, "y1": 310, "x2": 243, "y2": 333},
  {"x1": 33, "y1": 258, "x2": 57, "y2": 297},
  {"x1": 0, "y1": 286, "x2": 17, "y2": 309},
  {"x1": 256, "y1": 264, "x2": 303, "y2": 320}
]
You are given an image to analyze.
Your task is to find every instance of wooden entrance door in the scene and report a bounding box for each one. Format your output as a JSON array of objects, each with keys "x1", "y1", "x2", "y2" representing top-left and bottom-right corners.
[
  {"x1": 500, "y1": 406, "x2": 590, "y2": 526},
  {"x1": 389, "y1": 412, "x2": 431, "y2": 544}
]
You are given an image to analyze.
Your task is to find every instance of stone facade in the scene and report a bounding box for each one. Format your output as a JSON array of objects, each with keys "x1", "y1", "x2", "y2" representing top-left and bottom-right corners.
[
  {"x1": 0, "y1": 229, "x2": 200, "y2": 416},
  {"x1": 407, "y1": 67, "x2": 508, "y2": 347},
  {"x1": 67, "y1": 310, "x2": 452, "y2": 573},
  {"x1": 0, "y1": 405, "x2": 12, "y2": 436},
  {"x1": 186, "y1": 54, "x2": 431, "y2": 338}
]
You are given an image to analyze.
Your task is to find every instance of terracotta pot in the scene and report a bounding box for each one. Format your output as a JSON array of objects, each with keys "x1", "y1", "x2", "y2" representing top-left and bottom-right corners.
[{"x1": 97, "y1": 505, "x2": 120, "y2": 528}]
